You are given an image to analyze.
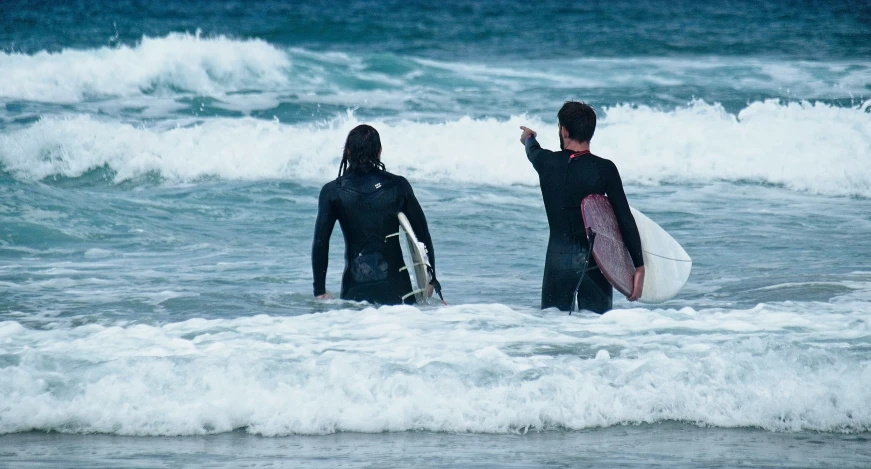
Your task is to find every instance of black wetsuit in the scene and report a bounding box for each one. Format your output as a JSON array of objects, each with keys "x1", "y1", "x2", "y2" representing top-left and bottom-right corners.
[
  {"x1": 312, "y1": 168, "x2": 435, "y2": 305},
  {"x1": 525, "y1": 137, "x2": 643, "y2": 313}
]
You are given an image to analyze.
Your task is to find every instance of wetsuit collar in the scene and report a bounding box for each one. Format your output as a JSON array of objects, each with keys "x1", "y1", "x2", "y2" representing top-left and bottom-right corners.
[{"x1": 569, "y1": 150, "x2": 591, "y2": 160}]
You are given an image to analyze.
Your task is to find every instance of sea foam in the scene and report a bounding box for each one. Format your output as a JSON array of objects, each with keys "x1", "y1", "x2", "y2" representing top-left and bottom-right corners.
[
  {"x1": 0, "y1": 33, "x2": 290, "y2": 102},
  {"x1": 0, "y1": 100, "x2": 869, "y2": 196},
  {"x1": 2, "y1": 33, "x2": 869, "y2": 105},
  {"x1": 1, "y1": 303, "x2": 869, "y2": 436}
]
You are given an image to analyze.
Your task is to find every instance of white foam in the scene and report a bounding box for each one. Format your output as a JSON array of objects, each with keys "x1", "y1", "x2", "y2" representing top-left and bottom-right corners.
[
  {"x1": 415, "y1": 56, "x2": 871, "y2": 98},
  {"x1": 2, "y1": 35, "x2": 869, "y2": 109},
  {"x1": 0, "y1": 302, "x2": 869, "y2": 436},
  {"x1": 599, "y1": 100, "x2": 871, "y2": 196},
  {"x1": 84, "y1": 248, "x2": 112, "y2": 259},
  {"x1": 1, "y1": 100, "x2": 869, "y2": 195},
  {"x1": 0, "y1": 32, "x2": 290, "y2": 102}
]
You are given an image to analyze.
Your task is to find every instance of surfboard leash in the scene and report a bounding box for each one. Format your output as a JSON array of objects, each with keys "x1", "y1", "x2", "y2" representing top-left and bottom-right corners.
[
  {"x1": 570, "y1": 230, "x2": 597, "y2": 315},
  {"x1": 427, "y1": 265, "x2": 447, "y2": 305}
]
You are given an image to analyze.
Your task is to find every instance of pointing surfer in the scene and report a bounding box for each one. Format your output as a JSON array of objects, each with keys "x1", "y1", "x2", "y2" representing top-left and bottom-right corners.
[
  {"x1": 520, "y1": 102, "x2": 645, "y2": 313},
  {"x1": 312, "y1": 125, "x2": 440, "y2": 305}
]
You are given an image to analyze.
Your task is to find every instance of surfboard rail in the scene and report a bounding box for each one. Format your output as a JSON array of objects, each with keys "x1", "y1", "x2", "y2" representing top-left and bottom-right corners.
[{"x1": 396, "y1": 212, "x2": 432, "y2": 304}]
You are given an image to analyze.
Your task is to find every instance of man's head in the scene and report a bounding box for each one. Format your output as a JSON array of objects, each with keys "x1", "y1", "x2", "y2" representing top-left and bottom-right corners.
[
  {"x1": 557, "y1": 101, "x2": 596, "y2": 150},
  {"x1": 340, "y1": 124, "x2": 384, "y2": 176}
]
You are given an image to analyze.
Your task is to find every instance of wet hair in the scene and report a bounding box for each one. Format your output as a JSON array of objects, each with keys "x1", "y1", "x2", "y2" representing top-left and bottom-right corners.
[
  {"x1": 557, "y1": 101, "x2": 597, "y2": 143},
  {"x1": 338, "y1": 124, "x2": 385, "y2": 178}
]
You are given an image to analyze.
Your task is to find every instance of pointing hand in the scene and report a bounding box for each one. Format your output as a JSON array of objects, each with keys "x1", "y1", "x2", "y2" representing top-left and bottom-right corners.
[{"x1": 519, "y1": 126, "x2": 537, "y2": 144}]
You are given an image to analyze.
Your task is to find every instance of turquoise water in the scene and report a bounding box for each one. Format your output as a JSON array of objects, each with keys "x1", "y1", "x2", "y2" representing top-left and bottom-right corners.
[{"x1": 1, "y1": 1, "x2": 871, "y2": 467}]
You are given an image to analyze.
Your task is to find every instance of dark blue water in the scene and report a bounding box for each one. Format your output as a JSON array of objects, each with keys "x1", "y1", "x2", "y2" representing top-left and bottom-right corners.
[{"x1": 4, "y1": 0, "x2": 871, "y2": 60}]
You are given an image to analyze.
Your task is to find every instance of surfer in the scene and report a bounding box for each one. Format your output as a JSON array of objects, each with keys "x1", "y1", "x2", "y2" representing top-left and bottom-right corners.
[
  {"x1": 520, "y1": 101, "x2": 645, "y2": 313},
  {"x1": 312, "y1": 124, "x2": 438, "y2": 305}
]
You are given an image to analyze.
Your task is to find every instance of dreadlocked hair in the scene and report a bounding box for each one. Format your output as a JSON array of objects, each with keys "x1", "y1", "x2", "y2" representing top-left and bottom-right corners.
[{"x1": 338, "y1": 124, "x2": 385, "y2": 178}]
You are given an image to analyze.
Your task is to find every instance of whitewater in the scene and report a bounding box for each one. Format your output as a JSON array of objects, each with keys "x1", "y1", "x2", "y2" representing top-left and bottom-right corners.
[
  {"x1": 1, "y1": 12, "x2": 870, "y2": 466},
  {"x1": 1, "y1": 34, "x2": 869, "y2": 196},
  {"x1": 3, "y1": 304, "x2": 871, "y2": 436}
]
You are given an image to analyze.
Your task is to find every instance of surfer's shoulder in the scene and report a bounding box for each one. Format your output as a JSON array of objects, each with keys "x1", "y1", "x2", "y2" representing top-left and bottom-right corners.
[
  {"x1": 590, "y1": 154, "x2": 620, "y2": 173},
  {"x1": 536, "y1": 148, "x2": 567, "y2": 167},
  {"x1": 380, "y1": 170, "x2": 409, "y2": 188},
  {"x1": 318, "y1": 179, "x2": 340, "y2": 204},
  {"x1": 321, "y1": 178, "x2": 338, "y2": 193}
]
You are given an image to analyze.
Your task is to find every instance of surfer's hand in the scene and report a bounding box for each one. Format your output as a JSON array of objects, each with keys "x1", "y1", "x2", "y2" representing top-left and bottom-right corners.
[
  {"x1": 519, "y1": 126, "x2": 537, "y2": 144},
  {"x1": 426, "y1": 284, "x2": 434, "y2": 298},
  {"x1": 315, "y1": 293, "x2": 332, "y2": 300},
  {"x1": 628, "y1": 266, "x2": 645, "y2": 301}
]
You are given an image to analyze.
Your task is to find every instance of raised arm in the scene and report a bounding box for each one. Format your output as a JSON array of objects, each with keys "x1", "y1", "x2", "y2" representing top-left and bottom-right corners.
[
  {"x1": 520, "y1": 126, "x2": 548, "y2": 168},
  {"x1": 311, "y1": 182, "x2": 337, "y2": 297}
]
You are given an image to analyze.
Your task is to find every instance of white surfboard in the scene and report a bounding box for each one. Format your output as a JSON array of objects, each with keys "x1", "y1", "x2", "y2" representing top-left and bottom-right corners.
[
  {"x1": 630, "y1": 207, "x2": 692, "y2": 303},
  {"x1": 396, "y1": 212, "x2": 431, "y2": 303}
]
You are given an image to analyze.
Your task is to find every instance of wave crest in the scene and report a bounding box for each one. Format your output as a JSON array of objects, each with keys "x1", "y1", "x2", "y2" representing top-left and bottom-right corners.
[
  {"x1": 0, "y1": 100, "x2": 869, "y2": 196},
  {"x1": 0, "y1": 32, "x2": 290, "y2": 102},
  {"x1": 1, "y1": 304, "x2": 870, "y2": 436}
]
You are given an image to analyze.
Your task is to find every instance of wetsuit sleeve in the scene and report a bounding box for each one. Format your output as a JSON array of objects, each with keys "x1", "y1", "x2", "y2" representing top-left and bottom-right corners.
[
  {"x1": 312, "y1": 182, "x2": 338, "y2": 296},
  {"x1": 603, "y1": 161, "x2": 644, "y2": 268},
  {"x1": 524, "y1": 136, "x2": 550, "y2": 172},
  {"x1": 399, "y1": 177, "x2": 435, "y2": 271}
]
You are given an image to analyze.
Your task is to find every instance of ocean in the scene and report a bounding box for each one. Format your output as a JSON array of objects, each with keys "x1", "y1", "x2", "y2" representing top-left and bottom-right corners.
[{"x1": 1, "y1": 1, "x2": 870, "y2": 467}]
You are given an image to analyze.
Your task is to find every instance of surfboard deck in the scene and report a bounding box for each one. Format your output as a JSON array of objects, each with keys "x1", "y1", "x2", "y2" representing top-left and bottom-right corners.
[
  {"x1": 397, "y1": 212, "x2": 431, "y2": 304},
  {"x1": 629, "y1": 207, "x2": 692, "y2": 303},
  {"x1": 581, "y1": 195, "x2": 692, "y2": 303},
  {"x1": 581, "y1": 195, "x2": 635, "y2": 297}
]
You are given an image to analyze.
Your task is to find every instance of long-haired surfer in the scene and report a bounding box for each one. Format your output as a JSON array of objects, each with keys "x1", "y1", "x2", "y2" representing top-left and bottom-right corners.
[
  {"x1": 312, "y1": 124, "x2": 438, "y2": 305},
  {"x1": 520, "y1": 101, "x2": 645, "y2": 313}
]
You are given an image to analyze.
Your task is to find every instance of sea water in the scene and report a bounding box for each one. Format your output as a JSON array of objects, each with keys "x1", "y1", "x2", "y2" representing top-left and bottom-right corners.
[{"x1": 1, "y1": 1, "x2": 870, "y2": 467}]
